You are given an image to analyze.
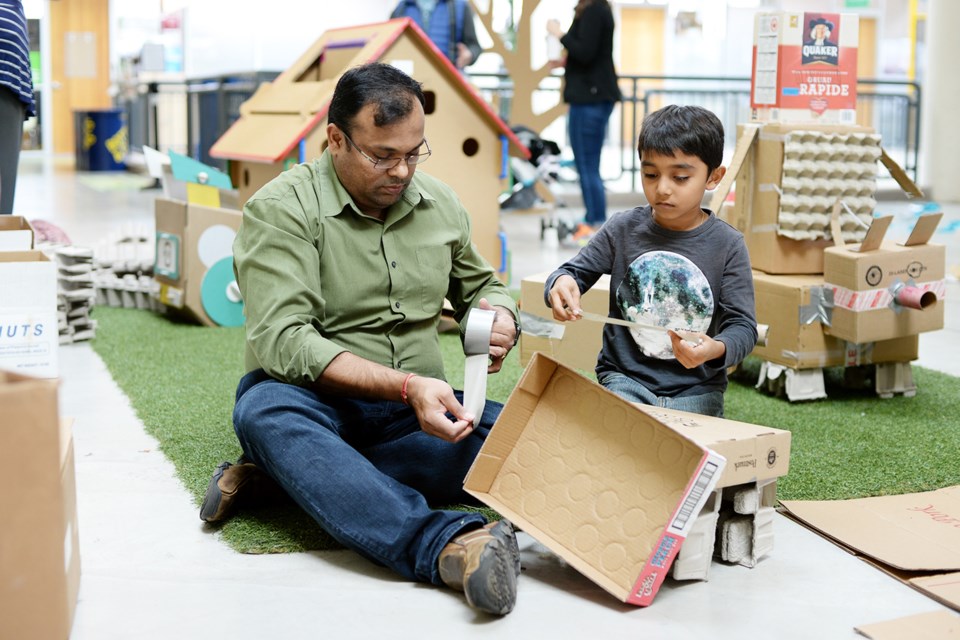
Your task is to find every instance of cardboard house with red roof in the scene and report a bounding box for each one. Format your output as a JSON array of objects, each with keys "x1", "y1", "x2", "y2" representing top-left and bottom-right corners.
[{"x1": 210, "y1": 18, "x2": 529, "y2": 275}]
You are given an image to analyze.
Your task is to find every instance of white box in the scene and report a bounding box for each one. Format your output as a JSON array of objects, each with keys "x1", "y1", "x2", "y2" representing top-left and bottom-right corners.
[
  {"x1": 0, "y1": 216, "x2": 35, "y2": 251},
  {"x1": 0, "y1": 251, "x2": 59, "y2": 378}
]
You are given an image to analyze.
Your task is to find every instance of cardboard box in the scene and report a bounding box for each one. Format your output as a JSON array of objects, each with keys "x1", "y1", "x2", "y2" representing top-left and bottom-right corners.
[
  {"x1": 0, "y1": 373, "x2": 80, "y2": 639},
  {"x1": 750, "y1": 12, "x2": 859, "y2": 124},
  {"x1": 732, "y1": 122, "x2": 876, "y2": 275},
  {"x1": 518, "y1": 271, "x2": 609, "y2": 373},
  {"x1": 636, "y1": 406, "x2": 790, "y2": 581},
  {"x1": 751, "y1": 270, "x2": 918, "y2": 369},
  {"x1": 464, "y1": 354, "x2": 726, "y2": 606},
  {"x1": 0, "y1": 251, "x2": 59, "y2": 378},
  {"x1": 0, "y1": 215, "x2": 35, "y2": 251},
  {"x1": 823, "y1": 213, "x2": 946, "y2": 343},
  {"x1": 153, "y1": 197, "x2": 244, "y2": 327},
  {"x1": 633, "y1": 405, "x2": 790, "y2": 490},
  {"x1": 781, "y1": 486, "x2": 960, "y2": 612}
]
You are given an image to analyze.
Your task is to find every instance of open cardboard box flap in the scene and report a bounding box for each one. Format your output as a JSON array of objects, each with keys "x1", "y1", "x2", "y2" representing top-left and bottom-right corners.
[
  {"x1": 465, "y1": 353, "x2": 725, "y2": 606},
  {"x1": 781, "y1": 486, "x2": 960, "y2": 611}
]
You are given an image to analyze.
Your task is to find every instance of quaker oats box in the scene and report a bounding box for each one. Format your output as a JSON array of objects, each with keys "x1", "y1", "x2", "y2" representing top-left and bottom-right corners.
[{"x1": 751, "y1": 12, "x2": 859, "y2": 124}]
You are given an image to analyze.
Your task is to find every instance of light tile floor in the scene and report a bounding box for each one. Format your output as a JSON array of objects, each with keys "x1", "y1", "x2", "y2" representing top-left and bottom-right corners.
[{"x1": 12, "y1": 155, "x2": 960, "y2": 639}]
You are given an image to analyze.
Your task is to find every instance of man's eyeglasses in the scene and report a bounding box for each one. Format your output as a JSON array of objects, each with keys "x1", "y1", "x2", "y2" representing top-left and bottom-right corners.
[{"x1": 342, "y1": 131, "x2": 431, "y2": 171}]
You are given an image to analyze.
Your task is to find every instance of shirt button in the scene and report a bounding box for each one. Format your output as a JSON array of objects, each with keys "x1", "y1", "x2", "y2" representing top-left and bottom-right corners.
[
  {"x1": 395, "y1": 302, "x2": 400, "y2": 309},
  {"x1": 391, "y1": 261, "x2": 397, "y2": 268}
]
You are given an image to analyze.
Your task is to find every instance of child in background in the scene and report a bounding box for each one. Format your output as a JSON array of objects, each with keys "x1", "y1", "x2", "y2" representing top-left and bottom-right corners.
[{"x1": 544, "y1": 105, "x2": 757, "y2": 417}]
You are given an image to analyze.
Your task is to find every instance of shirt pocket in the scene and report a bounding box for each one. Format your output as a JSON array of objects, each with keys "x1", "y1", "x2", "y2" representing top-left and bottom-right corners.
[{"x1": 416, "y1": 245, "x2": 452, "y2": 315}]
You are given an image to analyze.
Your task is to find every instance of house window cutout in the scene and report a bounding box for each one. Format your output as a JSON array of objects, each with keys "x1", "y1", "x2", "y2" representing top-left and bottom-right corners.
[
  {"x1": 423, "y1": 90, "x2": 436, "y2": 115},
  {"x1": 462, "y1": 138, "x2": 479, "y2": 157},
  {"x1": 296, "y1": 40, "x2": 368, "y2": 82}
]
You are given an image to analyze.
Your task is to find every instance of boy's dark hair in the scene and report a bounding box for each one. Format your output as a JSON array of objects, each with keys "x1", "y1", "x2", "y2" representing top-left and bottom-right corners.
[
  {"x1": 328, "y1": 63, "x2": 425, "y2": 136},
  {"x1": 637, "y1": 105, "x2": 724, "y2": 173}
]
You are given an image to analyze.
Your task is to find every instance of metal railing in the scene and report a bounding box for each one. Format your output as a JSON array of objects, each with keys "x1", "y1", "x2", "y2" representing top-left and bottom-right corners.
[
  {"x1": 468, "y1": 72, "x2": 922, "y2": 191},
  {"x1": 116, "y1": 70, "x2": 921, "y2": 188}
]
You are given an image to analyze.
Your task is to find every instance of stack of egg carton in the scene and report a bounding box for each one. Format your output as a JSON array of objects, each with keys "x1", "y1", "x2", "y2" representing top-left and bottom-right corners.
[
  {"x1": 670, "y1": 480, "x2": 778, "y2": 581},
  {"x1": 55, "y1": 247, "x2": 98, "y2": 344},
  {"x1": 777, "y1": 130, "x2": 881, "y2": 242},
  {"x1": 93, "y1": 223, "x2": 160, "y2": 311}
]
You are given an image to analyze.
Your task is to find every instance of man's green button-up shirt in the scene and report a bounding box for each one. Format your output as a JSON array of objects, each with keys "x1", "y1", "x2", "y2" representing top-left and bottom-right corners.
[{"x1": 233, "y1": 150, "x2": 517, "y2": 386}]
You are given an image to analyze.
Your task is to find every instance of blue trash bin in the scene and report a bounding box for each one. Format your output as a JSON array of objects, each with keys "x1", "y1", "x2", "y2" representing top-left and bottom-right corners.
[{"x1": 73, "y1": 108, "x2": 128, "y2": 171}]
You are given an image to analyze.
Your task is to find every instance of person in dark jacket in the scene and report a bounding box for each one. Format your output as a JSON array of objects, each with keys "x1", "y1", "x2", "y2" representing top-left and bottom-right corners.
[
  {"x1": 0, "y1": 0, "x2": 35, "y2": 214},
  {"x1": 548, "y1": 0, "x2": 621, "y2": 241},
  {"x1": 392, "y1": 0, "x2": 481, "y2": 70}
]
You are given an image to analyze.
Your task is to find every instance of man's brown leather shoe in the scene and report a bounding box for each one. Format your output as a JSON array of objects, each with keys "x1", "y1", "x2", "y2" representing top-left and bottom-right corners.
[
  {"x1": 438, "y1": 521, "x2": 519, "y2": 615},
  {"x1": 199, "y1": 457, "x2": 285, "y2": 523}
]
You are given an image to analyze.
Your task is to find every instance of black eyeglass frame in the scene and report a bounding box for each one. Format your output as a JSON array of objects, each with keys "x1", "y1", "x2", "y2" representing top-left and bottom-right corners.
[{"x1": 341, "y1": 130, "x2": 432, "y2": 171}]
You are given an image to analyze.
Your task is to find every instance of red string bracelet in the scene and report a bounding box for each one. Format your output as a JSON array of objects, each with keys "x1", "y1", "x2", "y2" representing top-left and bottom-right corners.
[{"x1": 401, "y1": 373, "x2": 418, "y2": 405}]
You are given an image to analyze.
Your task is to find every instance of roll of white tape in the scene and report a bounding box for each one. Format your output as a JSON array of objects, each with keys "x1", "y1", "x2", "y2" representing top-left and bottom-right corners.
[{"x1": 463, "y1": 308, "x2": 496, "y2": 418}]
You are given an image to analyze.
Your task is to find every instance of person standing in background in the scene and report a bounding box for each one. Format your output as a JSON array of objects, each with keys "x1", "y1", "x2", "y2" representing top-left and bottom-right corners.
[
  {"x1": 391, "y1": 0, "x2": 482, "y2": 70},
  {"x1": 0, "y1": 0, "x2": 35, "y2": 214},
  {"x1": 548, "y1": 0, "x2": 621, "y2": 242}
]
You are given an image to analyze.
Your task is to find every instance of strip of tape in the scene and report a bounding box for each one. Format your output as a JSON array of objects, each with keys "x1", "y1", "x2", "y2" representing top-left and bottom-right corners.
[
  {"x1": 463, "y1": 308, "x2": 496, "y2": 419},
  {"x1": 827, "y1": 279, "x2": 946, "y2": 312},
  {"x1": 519, "y1": 310, "x2": 566, "y2": 339},
  {"x1": 799, "y1": 286, "x2": 834, "y2": 326}
]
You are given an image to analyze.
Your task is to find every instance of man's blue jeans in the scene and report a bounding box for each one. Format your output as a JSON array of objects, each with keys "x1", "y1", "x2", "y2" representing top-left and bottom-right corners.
[
  {"x1": 598, "y1": 371, "x2": 725, "y2": 418},
  {"x1": 568, "y1": 101, "x2": 615, "y2": 227},
  {"x1": 232, "y1": 369, "x2": 497, "y2": 585}
]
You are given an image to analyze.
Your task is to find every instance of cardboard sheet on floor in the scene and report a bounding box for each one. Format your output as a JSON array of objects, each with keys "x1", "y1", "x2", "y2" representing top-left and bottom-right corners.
[
  {"x1": 855, "y1": 610, "x2": 960, "y2": 639},
  {"x1": 780, "y1": 486, "x2": 960, "y2": 611}
]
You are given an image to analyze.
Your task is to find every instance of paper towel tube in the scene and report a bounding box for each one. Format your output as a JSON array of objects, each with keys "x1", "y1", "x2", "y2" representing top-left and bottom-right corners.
[{"x1": 894, "y1": 286, "x2": 937, "y2": 310}]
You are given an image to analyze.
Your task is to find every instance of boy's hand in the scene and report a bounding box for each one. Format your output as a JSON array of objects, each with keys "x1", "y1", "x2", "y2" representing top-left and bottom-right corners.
[
  {"x1": 548, "y1": 275, "x2": 582, "y2": 322},
  {"x1": 668, "y1": 331, "x2": 726, "y2": 369}
]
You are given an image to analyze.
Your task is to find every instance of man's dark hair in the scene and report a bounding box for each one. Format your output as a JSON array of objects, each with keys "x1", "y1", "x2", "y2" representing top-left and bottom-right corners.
[
  {"x1": 637, "y1": 105, "x2": 724, "y2": 173},
  {"x1": 328, "y1": 63, "x2": 426, "y2": 136}
]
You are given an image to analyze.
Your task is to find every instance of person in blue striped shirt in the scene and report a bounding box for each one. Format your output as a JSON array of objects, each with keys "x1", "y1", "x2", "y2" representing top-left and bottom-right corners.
[{"x1": 0, "y1": 0, "x2": 35, "y2": 214}]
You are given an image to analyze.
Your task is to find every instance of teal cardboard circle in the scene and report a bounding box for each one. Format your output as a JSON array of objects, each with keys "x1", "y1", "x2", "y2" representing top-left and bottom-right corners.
[{"x1": 201, "y1": 257, "x2": 245, "y2": 327}]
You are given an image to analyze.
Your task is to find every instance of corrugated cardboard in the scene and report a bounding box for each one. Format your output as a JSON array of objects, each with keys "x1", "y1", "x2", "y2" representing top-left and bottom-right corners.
[
  {"x1": 823, "y1": 214, "x2": 946, "y2": 343},
  {"x1": 153, "y1": 197, "x2": 243, "y2": 327},
  {"x1": 855, "y1": 611, "x2": 960, "y2": 640},
  {"x1": 734, "y1": 122, "x2": 873, "y2": 275},
  {"x1": 0, "y1": 215, "x2": 35, "y2": 250},
  {"x1": 0, "y1": 250, "x2": 59, "y2": 377},
  {"x1": 750, "y1": 12, "x2": 859, "y2": 124},
  {"x1": 464, "y1": 354, "x2": 725, "y2": 606},
  {"x1": 752, "y1": 270, "x2": 918, "y2": 369},
  {"x1": 518, "y1": 271, "x2": 609, "y2": 373},
  {"x1": 781, "y1": 486, "x2": 960, "y2": 612},
  {"x1": 0, "y1": 373, "x2": 80, "y2": 640},
  {"x1": 633, "y1": 404, "x2": 790, "y2": 489}
]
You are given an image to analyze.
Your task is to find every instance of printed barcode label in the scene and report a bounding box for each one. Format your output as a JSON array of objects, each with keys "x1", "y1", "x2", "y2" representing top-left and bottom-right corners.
[{"x1": 672, "y1": 461, "x2": 719, "y2": 531}]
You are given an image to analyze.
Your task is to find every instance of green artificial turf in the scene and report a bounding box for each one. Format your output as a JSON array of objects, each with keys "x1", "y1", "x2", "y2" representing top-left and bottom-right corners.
[{"x1": 90, "y1": 306, "x2": 960, "y2": 554}]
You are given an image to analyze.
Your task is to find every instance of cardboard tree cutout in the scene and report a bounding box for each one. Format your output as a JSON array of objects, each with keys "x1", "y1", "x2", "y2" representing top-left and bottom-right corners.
[{"x1": 469, "y1": 0, "x2": 567, "y2": 133}]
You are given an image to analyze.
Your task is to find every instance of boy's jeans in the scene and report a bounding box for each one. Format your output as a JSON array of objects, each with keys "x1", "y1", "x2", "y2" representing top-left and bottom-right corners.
[
  {"x1": 599, "y1": 371, "x2": 725, "y2": 418},
  {"x1": 232, "y1": 369, "x2": 496, "y2": 584}
]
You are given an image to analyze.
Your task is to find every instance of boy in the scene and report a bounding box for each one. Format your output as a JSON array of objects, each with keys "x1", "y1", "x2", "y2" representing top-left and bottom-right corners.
[{"x1": 544, "y1": 104, "x2": 756, "y2": 417}]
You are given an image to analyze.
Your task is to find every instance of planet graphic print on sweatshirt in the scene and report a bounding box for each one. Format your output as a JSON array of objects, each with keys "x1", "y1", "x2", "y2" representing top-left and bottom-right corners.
[{"x1": 615, "y1": 251, "x2": 714, "y2": 359}]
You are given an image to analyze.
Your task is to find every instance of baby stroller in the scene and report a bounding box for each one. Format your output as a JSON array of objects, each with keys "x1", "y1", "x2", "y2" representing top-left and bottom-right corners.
[{"x1": 500, "y1": 125, "x2": 578, "y2": 243}]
